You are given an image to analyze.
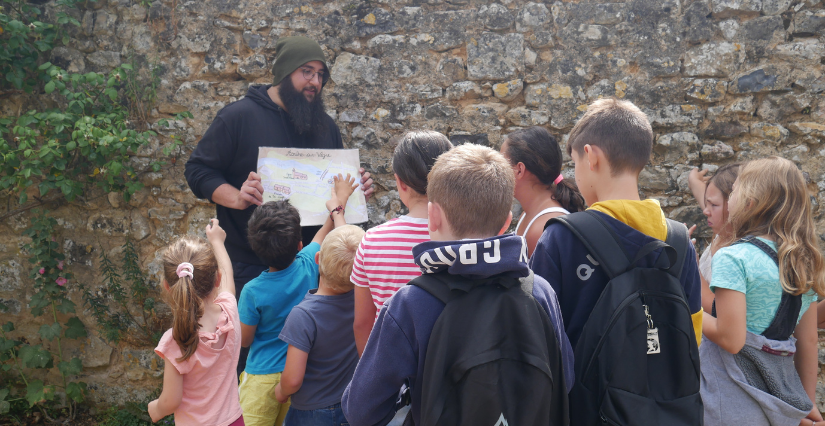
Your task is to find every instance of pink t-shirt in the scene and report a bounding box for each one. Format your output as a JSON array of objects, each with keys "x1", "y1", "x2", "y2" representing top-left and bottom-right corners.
[
  {"x1": 350, "y1": 216, "x2": 430, "y2": 321},
  {"x1": 154, "y1": 292, "x2": 243, "y2": 426}
]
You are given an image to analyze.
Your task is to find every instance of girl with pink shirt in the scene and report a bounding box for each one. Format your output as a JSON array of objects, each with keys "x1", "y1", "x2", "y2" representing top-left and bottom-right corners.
[{"x1": 148, "y1": 219, "x2": 244, "y2": 426}]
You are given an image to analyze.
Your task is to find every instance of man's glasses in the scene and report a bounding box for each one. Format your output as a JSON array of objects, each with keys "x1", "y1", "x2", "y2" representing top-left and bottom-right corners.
[{"x1": 300, "y1": 68, "x2": 328, "y2": 84}]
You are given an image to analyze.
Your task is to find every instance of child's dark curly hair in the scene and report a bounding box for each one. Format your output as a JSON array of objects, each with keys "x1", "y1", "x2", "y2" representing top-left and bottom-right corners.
[{"x1": 247, "y1": 201, "x2": 302, "y2": 270}]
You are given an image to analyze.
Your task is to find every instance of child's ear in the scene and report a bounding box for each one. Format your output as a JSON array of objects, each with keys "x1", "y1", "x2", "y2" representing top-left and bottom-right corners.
[
  {"x1": 162, "y1": 279, "x2": 171, "y2": 291},
  {"x1": 315, "y1": 251, "x2": 320, "y2": 265},
  {"x1": 427, "y1": 201, "x2": 441, "y2": 233},
  {"x1": 497, "y1": 211, "x2": 513, "y2": 236},
  {"x1": 584, "y1": 144, "x2": 599, "y2": 171},
  {"x1": 214, "y1": 270, "x2": 222, "y2": 288}
]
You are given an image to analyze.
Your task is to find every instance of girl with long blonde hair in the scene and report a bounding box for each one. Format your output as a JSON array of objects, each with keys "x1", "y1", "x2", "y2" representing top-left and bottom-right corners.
[
  {"x1": 700, "y1": 157, "x2": 825, "y2": 426},
  {"x1": 148, "y1": 219, "x2": 245, "y2": 425}
]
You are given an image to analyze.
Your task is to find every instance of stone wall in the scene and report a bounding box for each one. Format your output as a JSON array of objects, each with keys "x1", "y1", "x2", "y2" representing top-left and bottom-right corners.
[{"x1": 1, "y1": 0, "x2": 825, "y2": 408}]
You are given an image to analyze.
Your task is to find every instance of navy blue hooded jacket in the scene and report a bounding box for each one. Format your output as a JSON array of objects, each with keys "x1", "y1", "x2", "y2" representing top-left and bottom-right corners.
[{"x1": 342, "y1": 234, "x2": 574, "y2": 426}]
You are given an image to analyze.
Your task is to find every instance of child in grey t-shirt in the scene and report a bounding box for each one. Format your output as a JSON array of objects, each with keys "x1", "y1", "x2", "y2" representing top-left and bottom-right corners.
[{"x1": 275, "y1": 225, "x2": 365, "y2": 426}]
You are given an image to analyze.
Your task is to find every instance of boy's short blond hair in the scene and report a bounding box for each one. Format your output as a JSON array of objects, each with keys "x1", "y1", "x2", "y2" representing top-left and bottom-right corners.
[
  {"x1": 567, "y1": 98, "x2": 653, "y2": 176},
  {"x1": 319, "y1": 225, "x2": 365, "y2": 293},
  {"x1": 427, "y1": 144, "x2": 515, "y2": 238}
]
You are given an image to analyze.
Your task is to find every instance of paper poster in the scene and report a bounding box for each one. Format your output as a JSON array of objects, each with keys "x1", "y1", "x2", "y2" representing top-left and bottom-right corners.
[{"x1": 257, "y1": 148, "x2": 368, "y2": 226}]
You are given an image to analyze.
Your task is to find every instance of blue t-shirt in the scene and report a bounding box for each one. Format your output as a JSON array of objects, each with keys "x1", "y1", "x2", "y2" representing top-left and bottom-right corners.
[
  {"x1": 239, "y1": 242, "x2": 320, "y2": 375},
  {"x1": 279, "y1": 289, "x2": 358, "y2": 410},
  {"x1": 710, "y1": 238, "x2": 816, "y2": 335}
]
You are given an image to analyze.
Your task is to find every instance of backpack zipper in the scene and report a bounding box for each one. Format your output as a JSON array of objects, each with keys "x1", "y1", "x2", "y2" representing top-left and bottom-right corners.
[{"x1": 581, "y1": 291, "x2": 690, "y2": 381}]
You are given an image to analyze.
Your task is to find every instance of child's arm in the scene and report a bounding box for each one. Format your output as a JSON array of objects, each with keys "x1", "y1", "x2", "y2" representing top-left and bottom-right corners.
[
  {"x1": 700, "y1": 274, "x2": 714, "y2": 314},
  {"x1": 148, "y1": 359, "x2": 184, "y2": 422},
  {"x1": 353, "y1": 286, "x2": 377, "y2": 356},
  {"x1": 817, "y1": 300, "x2": 825, "y2": 329},
  {"x1": 701, "y1": 288, "x2": 746, "y2": 353},
  {"x1": 326, "y1": 173, "x2": 359, "y2": 228},
  {"x1": 688, "y1": 168, "x2": 709, "y2": 210},
  {"x1": 794, "y1": 302, "x2": 824, "y2": 423},
  {"x1": 205, "y1": 218, "x2": 235, "y2": 296},
  {"x1": 241, "y1": 323, "x2": 257, "y2": 348},
  {"x1": 273, "y1": 345, "x2": 309, "y2": 403}
]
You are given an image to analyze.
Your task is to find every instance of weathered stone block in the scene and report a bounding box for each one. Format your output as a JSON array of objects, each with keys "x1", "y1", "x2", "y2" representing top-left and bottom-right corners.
[
  {"x1": 0, "y1": 260, "x2": 22, "y2": 292},
  {"x1": 238, "y1": 54, "x2": 269, "y2": 80},
  {"x1": 446, "y1": 81, "x2": 482, "y2": 100},
  {"x1": 479, "y1": 4, "x2": 515, "y2": 30},
  {"x1": 683, "y1": 42, "x2": 743, "y2": 77},
  {"x1": 655, "y1": 132, "x2": 701, "y2": 161},
  {"x1": 793, "y1": 10, "x2": 825, "y2": 36},
  {"x1": 750, "y1": 122, "x2": 790, "y2": 142},
  {"x1": 639, "y1": 167, "x2": 671, "y2": 191},
  {"x1": 436, "y1": 57, "x2": 466, "y2": 85},
  {"x1": 467, "y1": 33, "x2": 524, "y2": 80},
  {"x1": 740, "y1": 16, "x2": 784, "y2": 42},
  {"x1": 527, "y1": 31, "x2": 554, "y2": 48},
  {"x1": 51, "y1": 47, "x2": 86, "y2": 73},
  {"x1": 505, "y1": 107, "x2": 549, "y2": 126},
  {"x1": 86, "y1": 51, "x2": 121, "y2": 71},
  {"x1": 711, "y1": 0, "x2": 762, "y2": 15},
  {"x1": 789, "y1": 122, "x2": 825, "y2": 137},
  {"x1": 646, "y1": 105, "x2": 705, "y2": 127},
  {"x1": 701, "y1": 141, "x2": 735, "y2": 161},
  {"x1": 424, "y1": 103, "x2": 458, "y2": 120},
  {"x1": 331, "y1": 52, "x2": 381, "y2": 85},
  {"x1": 773, "y1": 39, "x2": 825, "y2": 61},
  {"x1": 686, "y1": 79, "x2": 728, "y2": 103},
  {"x1": 340, "y1": 109, "x2": 366, "y2": 122},
  {"x1": 703, "y1": 121, "x2": 748, "y2": 139},
  {"x1": 683, "y1": 2, "x2": 714, "y2": 44},
  {"x1": 761, "y1": 0, "x2": 792, "y2": 15},
  {"x1": 516, "y1": 2, "x2": 551, "y2": 31},
  {"x1": 355, "y1": 8, "x2": 398, "y2": 37},
  {"x1": 493, "y1": 79, "x2": 524, "y2": 101},
  {"x1": 450, "y1": 132, "x2": 491, "y2": 146}
]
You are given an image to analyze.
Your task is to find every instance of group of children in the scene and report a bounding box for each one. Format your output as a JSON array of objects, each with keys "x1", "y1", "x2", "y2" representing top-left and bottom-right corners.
[{"x1": 147, "y1": 97, "x2": 825, "y2": 426}]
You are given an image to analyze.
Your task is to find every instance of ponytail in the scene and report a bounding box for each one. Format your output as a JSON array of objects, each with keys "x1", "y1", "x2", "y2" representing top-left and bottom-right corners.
[
  {"x1": 553, "y1": 179, "x2": 586, "y2": 213},
  {"x1": 161, "y1": 237, "x2": 218, "y2": 363},
  {"x1": 170, "y1": 276, "x2": 205, "y2": 362}
]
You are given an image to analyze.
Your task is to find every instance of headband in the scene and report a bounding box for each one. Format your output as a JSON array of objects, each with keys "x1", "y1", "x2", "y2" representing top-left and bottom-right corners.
[
  {"x1": 553, "y1": 174, "x2": 564, "y2": 185},
  {"x1": 176, "y1": 262, "x2": 194, "y2": 279}
]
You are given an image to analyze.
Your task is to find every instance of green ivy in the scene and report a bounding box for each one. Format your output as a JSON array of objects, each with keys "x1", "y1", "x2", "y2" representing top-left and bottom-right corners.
[{"x1": 85, "y1": 238, "x2": 166, "y2": 346}]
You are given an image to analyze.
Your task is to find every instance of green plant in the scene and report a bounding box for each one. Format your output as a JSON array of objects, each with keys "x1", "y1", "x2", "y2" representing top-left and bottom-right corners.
[
  {"x1": 122, "y1": 56, "x2": 163, "y2": 128},
  {"x1": 85, "y1": 238, "x2": 167, "y2": 346},
  {"x1": 0, "y1": 212, "x2": 88, "y2": 420},
  {"x1": 0, "y1": 0, "x2": 82, "y2": 93}
]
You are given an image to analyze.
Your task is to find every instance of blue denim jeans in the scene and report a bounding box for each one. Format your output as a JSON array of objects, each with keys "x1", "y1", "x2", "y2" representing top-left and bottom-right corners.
[{"x1": 284, "y1": 403, "x2": 348, "y2": 426}]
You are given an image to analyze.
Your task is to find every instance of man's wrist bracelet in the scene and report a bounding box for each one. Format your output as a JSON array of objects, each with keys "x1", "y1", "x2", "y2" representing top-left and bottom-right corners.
[{"x1": 330, "y1": 205, "x2": 344, "y2": 219}]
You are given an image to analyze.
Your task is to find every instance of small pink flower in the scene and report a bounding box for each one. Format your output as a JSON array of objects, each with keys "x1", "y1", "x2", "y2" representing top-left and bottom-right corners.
[
  {"x1": 55, "y1": 277, "x2": 67, "y2": 286},
  {"x1": 57, "y1": 261, "x2": 64, "y2": 271},
  {"x1": 38, "y1": 268, "x2": 45, "y2": 275}
]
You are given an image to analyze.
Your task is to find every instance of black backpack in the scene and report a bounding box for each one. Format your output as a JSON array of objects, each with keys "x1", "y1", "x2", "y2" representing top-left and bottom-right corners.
[
  {"x1": 549, "y1": 211, "x2": 703, "y2": 426},
  {"x1": 407, "y1": 271, "x2": 569, "y2": 426}
]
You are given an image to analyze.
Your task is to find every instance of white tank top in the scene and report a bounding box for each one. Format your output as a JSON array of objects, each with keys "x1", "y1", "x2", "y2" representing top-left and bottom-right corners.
[{"x1": 516, "y1": 207, "x2": 571, "y2": 241}]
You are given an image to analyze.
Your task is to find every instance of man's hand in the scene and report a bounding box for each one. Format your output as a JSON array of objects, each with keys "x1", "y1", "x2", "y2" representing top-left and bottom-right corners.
[
  {"x1": 359, "y1": 168, "x2": 375, "y2": 200},
  {"x1": 205, "y1": 218, "x2": 226, "y2": 245},
  {"x1": 237, "y1": 171, "x2": 264, "y2": 209}
]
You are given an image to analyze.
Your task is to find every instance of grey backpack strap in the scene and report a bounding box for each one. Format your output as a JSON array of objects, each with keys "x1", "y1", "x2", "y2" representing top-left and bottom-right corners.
[
  {"x1": 665, "y1": 219, "x2": 690, "y2": 279},
  {"x1": 548, "y1": 211, "x2": 631, "y2": 279}
]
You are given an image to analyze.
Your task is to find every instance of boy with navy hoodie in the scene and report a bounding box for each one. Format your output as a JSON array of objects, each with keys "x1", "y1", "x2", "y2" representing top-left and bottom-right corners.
[
  {"x1": 342, "y1": 144, "x2": 574, "y2": 426},
  {"x1": 530, "y1": 98, "x2": 703, "y2": 358}
]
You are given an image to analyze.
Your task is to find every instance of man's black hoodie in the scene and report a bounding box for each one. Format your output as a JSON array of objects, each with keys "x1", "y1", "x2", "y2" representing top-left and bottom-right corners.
[{"x1": 185, "y1": 84, "x2": 343, "y2": 266}]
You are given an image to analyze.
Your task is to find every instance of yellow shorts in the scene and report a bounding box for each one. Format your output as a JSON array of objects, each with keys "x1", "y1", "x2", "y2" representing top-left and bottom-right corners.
[{"x1": 239, "y1": 371, "x2": 290, "y2": 426}]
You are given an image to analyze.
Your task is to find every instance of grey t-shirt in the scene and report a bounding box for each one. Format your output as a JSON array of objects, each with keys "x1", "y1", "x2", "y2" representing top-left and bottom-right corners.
[{"x1": 279, "y1": 289, "x2": 358, "y2": 410}]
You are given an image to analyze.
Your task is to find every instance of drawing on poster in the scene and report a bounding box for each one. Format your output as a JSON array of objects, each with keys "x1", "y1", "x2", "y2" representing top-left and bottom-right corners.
[{"x1": 257, "y1": 148, "x2": 368, "y2": 226}]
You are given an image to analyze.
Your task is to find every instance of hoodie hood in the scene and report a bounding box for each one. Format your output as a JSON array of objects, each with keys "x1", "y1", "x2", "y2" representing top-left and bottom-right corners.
[
  {"x1": 588, "y1": 199, "x2": 668, "y2": 241},
  {"x1": 244, "y1": 84, "x2": 284, "y2": 113},
  {"x1": 413, "y1": 234, "x2": 530, "y2": 280}
]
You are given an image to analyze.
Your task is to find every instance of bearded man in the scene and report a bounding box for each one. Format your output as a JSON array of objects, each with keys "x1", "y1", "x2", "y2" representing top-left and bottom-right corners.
[{"x1": 185, "y1": 35, "x2": 373, "y2": 300}]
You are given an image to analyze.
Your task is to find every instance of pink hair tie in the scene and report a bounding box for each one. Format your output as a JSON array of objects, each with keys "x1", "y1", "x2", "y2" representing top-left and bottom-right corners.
[
  {"x1": 553, "y1": 174, "x2": 564, "y2": 185},
  {"x1": 176, "y1": 262, "x2": 194, "y2": 279}
]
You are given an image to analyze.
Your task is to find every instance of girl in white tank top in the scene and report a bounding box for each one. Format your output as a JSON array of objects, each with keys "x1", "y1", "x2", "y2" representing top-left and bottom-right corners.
[{"x1": 500, "y1": 127, "x2": 585, "y2": 257}]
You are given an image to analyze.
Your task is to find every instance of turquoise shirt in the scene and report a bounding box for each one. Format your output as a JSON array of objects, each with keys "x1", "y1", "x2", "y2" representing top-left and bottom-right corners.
[
  {"x1": 710, "y1": 238, "x2": 816, "y2": 335},
  {"x1": 238, "y1": 242, "x2": 320, "y2": 374}
]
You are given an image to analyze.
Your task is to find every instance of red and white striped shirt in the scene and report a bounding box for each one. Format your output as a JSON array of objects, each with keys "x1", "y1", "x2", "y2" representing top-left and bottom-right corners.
[{"x1": 350, "y1": 216, "x2": 430, "y2": 321}]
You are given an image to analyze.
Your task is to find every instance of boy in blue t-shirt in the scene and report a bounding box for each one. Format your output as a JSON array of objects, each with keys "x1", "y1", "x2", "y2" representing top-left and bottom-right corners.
[{"x1": 239, "y1": 175, "x2": 356, "y2": 426}]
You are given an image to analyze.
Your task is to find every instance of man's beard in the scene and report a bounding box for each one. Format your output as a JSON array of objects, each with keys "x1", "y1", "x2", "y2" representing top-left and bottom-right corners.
[{"x1": 278, "y1": 77, "x2": 327, "y2": 137}]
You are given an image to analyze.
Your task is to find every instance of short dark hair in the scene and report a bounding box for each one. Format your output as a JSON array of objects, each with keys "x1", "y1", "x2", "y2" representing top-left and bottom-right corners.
[
  {"x1": 567, "y1": 98, "x2": 653, "y2": 176},
  {"x1": 392, "y1": 130, "x2": 453, "y2": 196},
  {"x1": 505, "y1": 126, "x2": 586, "y2": 213},
  {"x1": 247, "y1": 201, "x2": 302, "y2": 270}
]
